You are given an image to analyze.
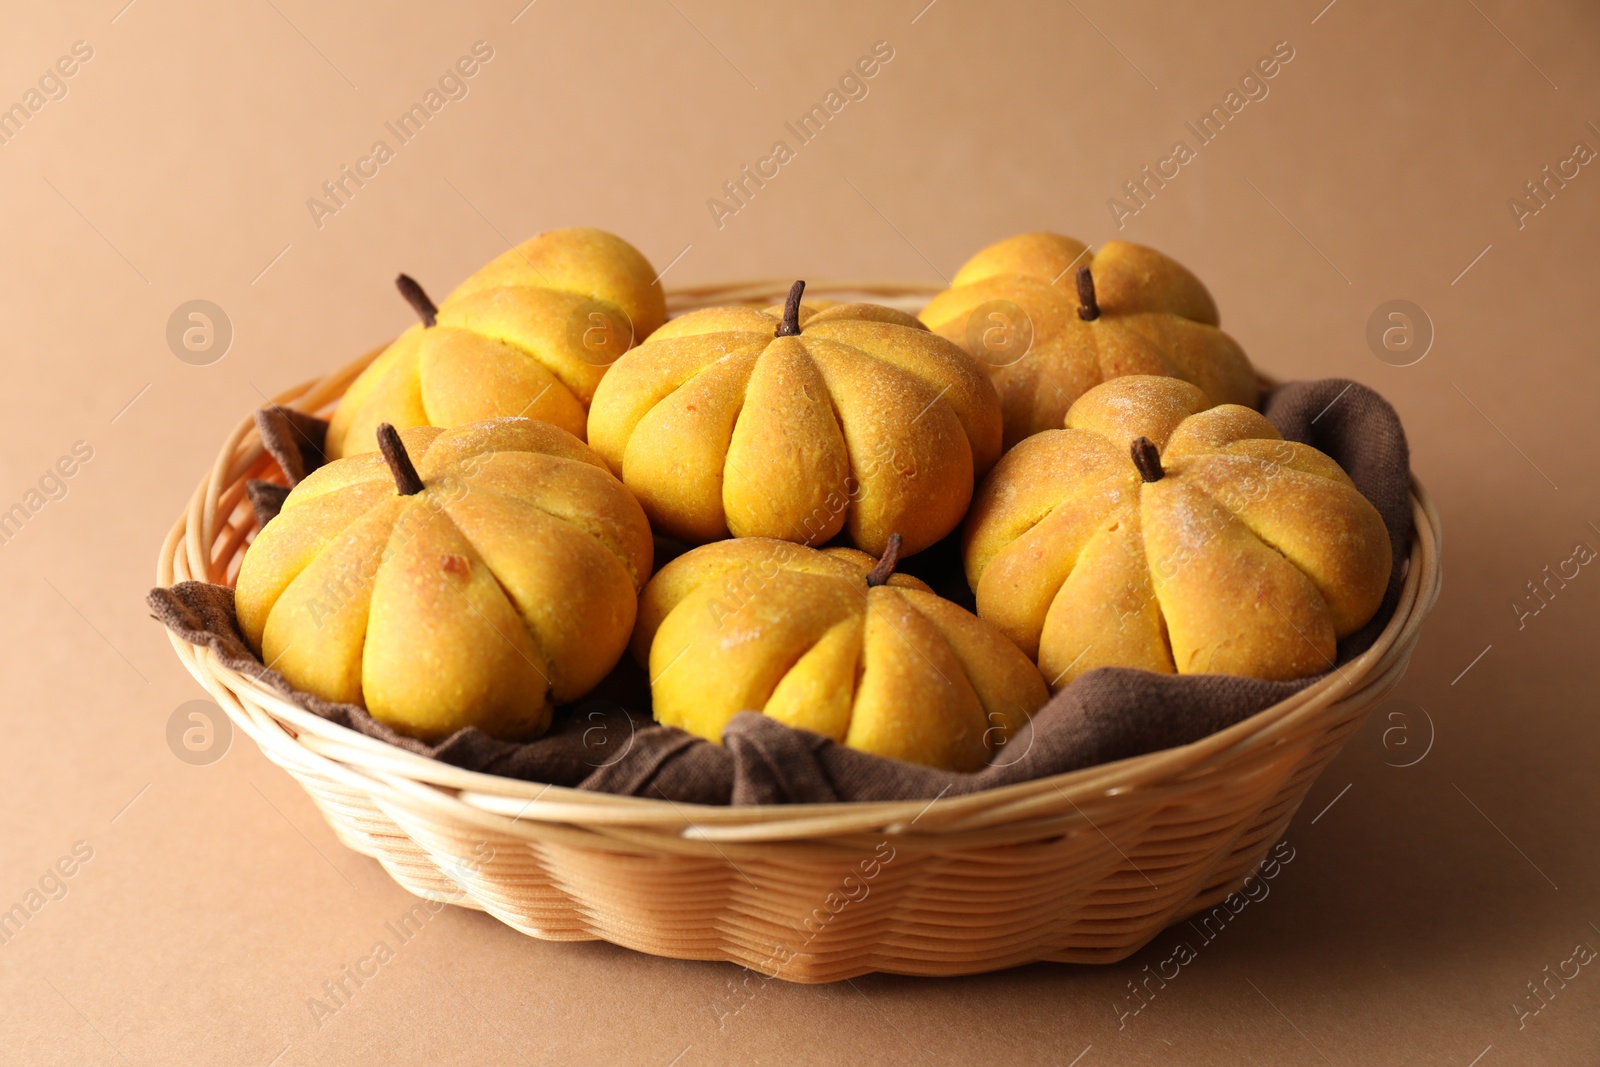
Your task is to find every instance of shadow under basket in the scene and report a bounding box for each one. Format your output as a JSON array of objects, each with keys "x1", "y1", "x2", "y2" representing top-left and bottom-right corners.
[{"x1": 157, "y1": 281, "x2": 1444, "y2": 983}]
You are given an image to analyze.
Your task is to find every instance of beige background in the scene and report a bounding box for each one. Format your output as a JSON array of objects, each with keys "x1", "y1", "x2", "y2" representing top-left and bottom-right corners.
[{"x1": 3, "y1": 0, "x2": 1598, "y2": 1063}]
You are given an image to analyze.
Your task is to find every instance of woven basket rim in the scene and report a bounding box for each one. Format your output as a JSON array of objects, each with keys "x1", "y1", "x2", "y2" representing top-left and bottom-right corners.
[{"x1": 156, "y1": 279, "x2": 1444, "y2": 843}]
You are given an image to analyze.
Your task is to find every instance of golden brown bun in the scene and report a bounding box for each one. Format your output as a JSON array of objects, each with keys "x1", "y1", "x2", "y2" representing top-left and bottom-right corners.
[
  {"x1": 588, "y1": 295, "x2": 1003, "y2": 557},
  {"x1": 236, "y1": 418, "x2": 654, "y2": 742},
  {"x1": 963, "y1": 376, "x2": 1391, "y2": 688},
  {"x1": 634, "y1": 537, "x2": 1048, "y2": 771},
  {"x1": 920, "y1": 233, "x2": 1257, "y2": 448},
  {"x1": 327, "y1": 228, "x2": 667, "y2": 458}
]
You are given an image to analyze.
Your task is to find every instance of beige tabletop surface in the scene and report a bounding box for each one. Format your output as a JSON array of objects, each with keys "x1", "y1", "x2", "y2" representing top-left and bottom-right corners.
[{"x1": 3, "y1": 1, "x2": 1598, "y2": 1064}]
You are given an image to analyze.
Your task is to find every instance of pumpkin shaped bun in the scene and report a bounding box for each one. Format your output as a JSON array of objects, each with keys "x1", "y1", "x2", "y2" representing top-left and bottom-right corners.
[
  {"x1": 327, "y1": 228, "x2": 666, "y2": 459},
  {"x1": 236, "y1": 418, "x2": 654, "y2": 742},
  {"x1": 633, "y1": 535, "x2": 1048, "y2": 772},
  {"x1": 921, "y1": 233, "x2": 1258, "y2": 449},
  {"x1": 964, "y1": 376, "x2": 1391, "y2": 689},
  {"x1": 588, "y1": 281, "x2": 1003, "y2": 557}
]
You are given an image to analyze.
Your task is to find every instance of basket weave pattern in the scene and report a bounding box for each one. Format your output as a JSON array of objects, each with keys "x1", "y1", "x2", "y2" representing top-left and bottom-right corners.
[{"x1": 157, "y1": 282, "x2": 1443, "y2": 982}]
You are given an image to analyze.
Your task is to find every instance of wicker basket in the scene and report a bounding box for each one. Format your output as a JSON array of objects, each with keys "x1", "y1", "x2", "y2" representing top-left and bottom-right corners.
[{"x1": 157, "y1": 281, "x2": 1443, "y2": 983}]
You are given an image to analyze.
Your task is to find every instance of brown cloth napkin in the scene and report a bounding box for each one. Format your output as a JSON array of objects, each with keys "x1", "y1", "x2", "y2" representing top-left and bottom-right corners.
[{"x1": 150, "y1": 379, "x2": 1411, "y2": 805}]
